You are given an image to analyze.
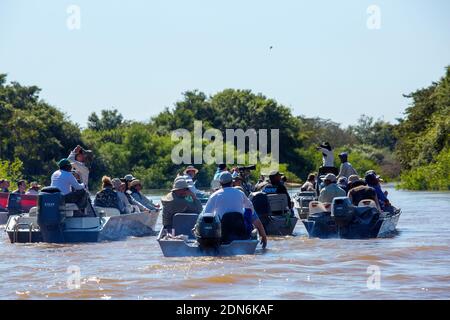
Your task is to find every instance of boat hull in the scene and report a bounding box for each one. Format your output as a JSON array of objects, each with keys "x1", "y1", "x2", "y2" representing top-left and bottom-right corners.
[{"x1": 264, "y1": 216, "x2": 298, "y2": 236}]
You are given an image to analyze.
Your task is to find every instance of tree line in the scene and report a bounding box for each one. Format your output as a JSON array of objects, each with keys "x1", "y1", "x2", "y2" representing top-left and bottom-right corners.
[{"x1": 0, "y1": 67, "x2": 448, "y2": 191}]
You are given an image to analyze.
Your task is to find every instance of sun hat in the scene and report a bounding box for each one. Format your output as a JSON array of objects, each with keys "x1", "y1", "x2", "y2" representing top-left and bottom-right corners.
[
  {"x1": 183, "y1": 166, "x2": 199, "y2": 175},
  {"x1": 269, "y1": 170, "x2": 283, "y2": 177},
  {"x1": 172, "y1": 178, "x2": 189, "y2": 191},
  {"x1": 348, "y1": 175, "x2": 360, "y2": 184},
  {"x1": 219, "y1": 171, "x2": 233, "y2": 184},
  {"x1": 30, "y1": 181, "x2": 41, "y2": 188},
  {"x1": 130, "y1": 179, "x2": 142, "y2": 188},
  {"x1": 121, "y1": 174, "x2": 135, "y2": 182},
  {"x1": 323, "y1": 173, "x2": 337, "y2": 183}
]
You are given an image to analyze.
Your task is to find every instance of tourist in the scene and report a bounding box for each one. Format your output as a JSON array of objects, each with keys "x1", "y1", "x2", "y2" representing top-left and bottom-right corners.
[
  {"x1": 182, "y1": 165, "x2": 206, "y2": 197},
  {"x1": 94, "y1": 176, "x2": 126, "y2": 214},
  {"x1": 301, "y1": 174, "x2": 316, "y2": 192},
  {"x1": 1, "y1": 179, "x2": 10, "y2": 193},
  {"x1": 337, "y1": 152, "x2": 358, "y2": 178},
  {"x1": 365, "y1": 172, "x2": 391, "y2": 211},
  {"x1": 348, "y1": 183, "x2": 381, "y2": 211},
  {"x1": 112, "y1": 178, "x2": 132, "y2": 214},
  {"x1": 26, "y1": 181, "x2": 41, "y2": 195},
  {"x1": 232, "y1": 174, "x2": 248, "y2": 196},
  {"x1": 316, "y1": 142, "x2": 334, "y2": 167},
  {"x1": 347, "y1": 175, "x2": 366, "y2": 191},
  {"x1": 51, "y1": 158, "x2": 89, "y2": 210},
  {"x1": 318, "y1": 173, "x2": 346, "y2": 203},
  {"x1": 161, "y1": 178, "x2": 203, "y2": 231},
  {"x1": 211, "y1": 163, "x2": 228, "y2": 190},
  {"x1": 337, "y1": 176, "x2": 349, "y2": 193},
  {"x1": 204, "y1": 171, "x2": 267, "y2": 248},
  {"x1": 255, "y1": 170, "x2": 292, "y2": 213},
  {"x1": 68, "y1": 145, "x2": 92, "y2": 190},
  {"x1": 12, "y1": 180, "x2": 27, "y2": 194},
  {"x1": 129, "y1": 179, "x2": 159, "y2": 211}
]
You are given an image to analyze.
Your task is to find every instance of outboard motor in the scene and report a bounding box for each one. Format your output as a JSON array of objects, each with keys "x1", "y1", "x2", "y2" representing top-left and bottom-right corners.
[
  {"x1": 332, "y1": 197, "x2": 355, "y2": 228},
  {"x1": 37, "y1": 187, "x2": 65, "y2": 243},
  {"x1": 193, "y1": 212, "x2": 221, "y2": 250},
  {"x1": 249, "y1": 192, "x2": 271, "y2": 228}
]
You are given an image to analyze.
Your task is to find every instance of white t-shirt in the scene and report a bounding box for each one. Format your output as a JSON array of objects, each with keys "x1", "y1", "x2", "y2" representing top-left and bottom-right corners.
[
  {"x1": 319, "y1": 147, "x2": 334, "y2": 167},
  {"x1": 203, "y1": 187, "x2": 254, "y2": 219}
]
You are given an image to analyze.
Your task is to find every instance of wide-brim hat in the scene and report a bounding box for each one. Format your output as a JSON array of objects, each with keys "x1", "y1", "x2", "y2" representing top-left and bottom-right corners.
[
  {"x1": 130, "y1": 179, "x2": 142, "y2": 188},
  {"x1": 324, "y1": 173, "x2": 337, "y2": 183},
  {"x1": 183, "y1": 166, "x2": 199, "y2": 174},
  {"x1": 172, "y1": 178, "x2": 189, "y2": 191},
  {"x1": 120, "y1": 174, "x2": 135, "y2": 182},
  {"x1": 269, "y1": 170, "x2": 283, "y2": 177}
]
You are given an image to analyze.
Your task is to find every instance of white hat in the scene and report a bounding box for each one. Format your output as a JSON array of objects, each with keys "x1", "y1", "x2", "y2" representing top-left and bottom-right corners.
[
  {"x1": 172, "y1": 178, "x2": 189, "y2": 191},
  {"x1": 324, "y1": 173, "x2": 337, "y2": 183}
]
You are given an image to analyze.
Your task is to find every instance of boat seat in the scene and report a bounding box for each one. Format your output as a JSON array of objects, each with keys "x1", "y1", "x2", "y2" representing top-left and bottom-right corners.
[
  {"x1": 28, "y1": 206, "x2": 38, "y2": 217},
  {"x1": 267, "y1": 194, "x2": 289, "y2": 214},
  {"x1": 95, "y1": 206, "x2": 121, "y2": 217},
  {"x1": 309, "y1": 201, "x2": 328, "y2": 214},
  {"x1": 358, "y1": 199, "x2": 377, "y2": 209},
  {"x1": 173, "y1": 213, "x2": 199, "y2": 239},
  {"x1": 60, "y1": 203, "x2": 80, "y2": 217}
]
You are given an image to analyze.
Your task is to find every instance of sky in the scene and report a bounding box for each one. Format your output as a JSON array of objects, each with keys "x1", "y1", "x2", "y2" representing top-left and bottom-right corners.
[{"x1": 0, "y1": 0, "x2": 449, "y2": 128}]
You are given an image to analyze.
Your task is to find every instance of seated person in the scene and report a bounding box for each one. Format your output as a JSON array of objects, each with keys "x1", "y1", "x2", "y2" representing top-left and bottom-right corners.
[
  {"x1": 301, "y1": 174, "x2": 316, "y2": 192},
  {"x1": 161, "y1": 178, "x2": 203, "y2": 231},
  {"x1": 26, "y1": 181, "x2": 41, "y2": 195},
  {"x1": 12, "y1": 180, "x2": 27, "y2": 194},
  {"x1": 348, "y1": 183, "x2": 381, "y2": 212},
  {"x1": 94, "y1": 176, "x2": 126, "y2": 214},
  {"x1": 182, "y1": 165, "x2": 207, "y2": 198},
  {"x1": 111, "y1": 178, "x2": 132, "y2": 214},
  {"x1": 51, "y1": 158, "x2": 89, "y2": 210},
  {"x1": 1, "y1": 179, "x2": 10, "y2": 193},
  {"x1": 232, "y1": 174, "x2": 249, "y2": 196},
  {"x1": 337, "y1": 176, "x2": 349, "y2": 193},
  {"x1": 365, "y1": 172, "x2": 391, "y2": 211},
  {"x1": 204, "y1": 172, "x2": 267, "y2": 248},
  {"x1": 255, "y1": 170, "x2": 292, "y2": 215},
  {"x1": 347, "y1": 175, "x2": 366, "y2": 191},
  {"x1": 129, "y1": 179, "x2": 160, "y2": 211},
  {"x1": 318, "y1": 173, "x2": 346, "y2": 204}
]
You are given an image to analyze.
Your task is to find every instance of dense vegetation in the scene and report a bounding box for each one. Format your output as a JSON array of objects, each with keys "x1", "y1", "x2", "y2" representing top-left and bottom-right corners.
[{"x1": 0, "y1": 68, "x2": 448, "y2": 191}]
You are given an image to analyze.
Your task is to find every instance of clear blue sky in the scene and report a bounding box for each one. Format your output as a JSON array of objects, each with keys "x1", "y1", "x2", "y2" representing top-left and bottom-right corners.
[{"x1": 1, "y1": 0, "x2": 449, "y2": 127}]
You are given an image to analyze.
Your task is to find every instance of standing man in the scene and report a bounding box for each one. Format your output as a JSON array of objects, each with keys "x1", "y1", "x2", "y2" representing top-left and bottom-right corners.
[
  {"x1": 68, "y1": 145, "x2": 92, "y2": 190},
  {"x1": 337, "y1": 152, "x2": 358, "y2": 179},
  {"x1": 317, "y1": 142, "x2": 334, "y2": 167}
]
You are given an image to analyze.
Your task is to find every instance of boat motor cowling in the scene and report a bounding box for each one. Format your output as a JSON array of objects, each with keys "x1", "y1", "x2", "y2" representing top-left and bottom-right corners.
[
  {"x1": 332, "y1": 197, "x2": 355, "y2": 228},
  {"x1": 194, "y1": 212, "x2": 222, "y2": 250},
  {"x1": 37, "y1": 190, "x2": 65, "y2": 243}
]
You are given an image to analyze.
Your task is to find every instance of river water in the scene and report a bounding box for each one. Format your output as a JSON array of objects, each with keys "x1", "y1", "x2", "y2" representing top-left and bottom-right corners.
[{"x1": 1, "y1": 185, "x2": 449, "y2": 300}]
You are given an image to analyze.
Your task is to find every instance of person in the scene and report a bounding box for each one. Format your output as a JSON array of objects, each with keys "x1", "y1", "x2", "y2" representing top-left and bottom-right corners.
[
  {"x1": 255, "y1": 170, "x2": 293, "y2": 212},
  {"x1": 94, "y1": 176, "x2": 126, "y2": 214},
  {"x1": 318, "y1": 173, "x2": 346, "y2": 203},
  {"x1": 120, "y1": 174, "x2": 150, "y2": 212},
  {"x1": 348, "y1": 183, "x2": 381, "y2": 211},
  {"x1": 337, "y1": 176, "x2": 348, "y2": 193},
  {"x1": 301, "y1": 174, "x2": 316, "y2": 192},
  {"x1": 182, "y1": 165, "x2": 206, "y2": 197},
  {"x1": 1, "y1": 179, "x2": 10, "y2": 193},
  {"x1": 161, "y1": 178, "x2": 203, "y2": 231},
  {"x1": 111, "y1": 178, "x2": 132, "y2": 214},
  {"x1": 232, "y1": 174, "x2": 248, "y2": 196},
  {"x1": 281, "y1": 175, "x2": 287, "y2": 185},
  {"x1": 12, "y1": 180, "x2": 27, "y2": 194},
  {"x1": 51, "y1": 158, "x2": 89, "y2": 210},
  {"x1": 317, "y1": 142, "x2": 334, "y2": 167},
  {"x1": 68, "y1": 145, "x2": 92, "y2": 190},
  {"x1": 26, "y1": 182, "x2": 41, "y2": 195},
  {"x1": 204, "y1": 172, "x2": 267, "y2": 248},
  {"x1": 129, "y1": 179, "x2": 160, "y2": 211},
  {"x1": 211, "y1": 164, "x2": 228, "y2": 190},
  {"x1": 365, "y1": 172, "x2": 391, "y2": 211},
  {"x1": 347, "y1": 174, "x2": 366, "y2": 191},
  {"x1": 337, "y1": 152, "x2": 358, "y2": 179}
]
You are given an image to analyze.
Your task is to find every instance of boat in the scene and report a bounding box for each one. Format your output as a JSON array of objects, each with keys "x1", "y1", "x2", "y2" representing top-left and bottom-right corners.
[
  {"x1": 5, "y1": 191, "x2": 159, "y2": 243},
  {"x1": 0, "y1": 192, "x2": 38, "y2": 225},
  {"x1": 293, "y1": 191, "x2": 316, "y2": 219},
  {"x1": 302, "y1": 197, "x2": 401, "y2": 239},
  {"x1": 157, "y1": 213, "x2": 259, "y2": 257}
]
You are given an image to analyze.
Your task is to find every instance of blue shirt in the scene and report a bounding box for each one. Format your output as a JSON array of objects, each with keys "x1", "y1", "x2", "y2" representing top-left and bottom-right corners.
[{"x1": 370, "y1": 184, "x2": 388, "y2": 209}]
